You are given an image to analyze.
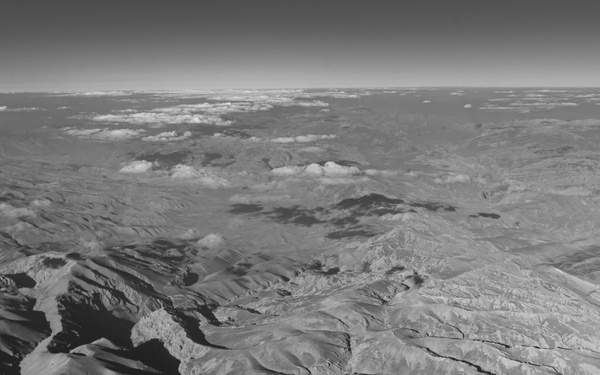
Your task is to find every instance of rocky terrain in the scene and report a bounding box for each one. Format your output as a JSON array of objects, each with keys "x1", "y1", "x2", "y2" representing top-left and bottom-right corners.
[{"x1": 2, "y1": 88, "x2": 600, "y2": 374}]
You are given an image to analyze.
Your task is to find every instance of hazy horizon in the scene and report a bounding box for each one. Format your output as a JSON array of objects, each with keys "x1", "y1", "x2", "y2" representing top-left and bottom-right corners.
[{"x1": 2, "y1": 0, "x2": 599, "y2": 92}]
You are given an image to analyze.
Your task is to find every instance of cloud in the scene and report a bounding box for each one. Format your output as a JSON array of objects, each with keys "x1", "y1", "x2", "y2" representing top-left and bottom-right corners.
[
  {"x1": 31, "y1": 199, "x2": 51, "y2": 207},
  {"x1": 64, "y1": 127, "x2": 146, "y2": 140},
  {"x1": 271, "y1": 134, "x2": 337, "y2": 143},
  {"x1": 0, "y1": 106, "x2": 46, "y2": 112},
  {"x1": 142, "y1": 131, "x2": 192, "y2": 142},
  {"x1": 463, "y1": 104, "x2": 472, "y2": 109},
  {"x1": 91, "y1": 112, "x2": 232, "y2": 127},
  {"x1": 52, "y1": 91, "x2": 133, "y2": 97},
  {"x1": 119, "y1": 160, "x2": 155, "y2": 174},
  {"x1": 196, "y1": 233, "x2": 225, "y2": 249},
  {"x1": 364, "y1": 169, "x2": 399, "y2": 177},
  {"x1": 422, "y1": 100, "x2": 431, "y2": 103},
  {"x1": 270, "y1": 137, "x2": 296, "y2": 144},
  {"x1": 271, "y1": 162, "x2": 359, "y2": 178},
  {"x1": 434, "y1": 174, "x2": 471, "y2": 184},
  {"x1": 170, "y1": 165, "x2": 231, "y2": 188},
  {"x1": 57, "y1": 106, "x2": 72, "y2": 110},
  {"x1": 0, "y1": 203, "x2": 35, "y2": 218},
  {"x1": 482, "y1": 90, "x2": 582, "y2": 112}
]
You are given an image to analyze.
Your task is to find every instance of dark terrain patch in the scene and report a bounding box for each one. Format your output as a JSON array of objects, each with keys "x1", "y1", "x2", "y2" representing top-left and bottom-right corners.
[
  {"x1": 4, "y1": 272, "x2": 37, "y2": 288},
  {"x1": 386, "y1": 265, "x2": 406, "y2": 275},
  {"x1": 478, "y1": 212, "x2": 501, "y2": 219},
  {"x1": 409, "y1": 201, "x2": 456, "y2": 212},
  {"x1": 133, "y1": 339, "x2": 182, "y2": 375},
  {"x1": 228, "y1": 193, "x2": 457, "y2": 241},
  {"x1": 330, "y1": 216, "x2": 360, "y2": 226},
  {"x1": 221, "y1": 128, "x2": 251, "y2": 139},
  {"x1": 265, "y1": 206, "x2": 326, "y2": 227},
  {"x1": 336, "y1": 193, "x2": 405, "y2": 210},
  {"x1": 229, "y1": 204, "x2": 263, "y2": 214},
  {"x1": 41, "y1": 257, "x2": 67, "y2": 269}
]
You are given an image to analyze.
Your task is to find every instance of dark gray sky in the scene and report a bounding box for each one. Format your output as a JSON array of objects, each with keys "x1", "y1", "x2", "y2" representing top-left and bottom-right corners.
[{"x1": 1, "y1": 0, "x2": 599, "y2": 91}]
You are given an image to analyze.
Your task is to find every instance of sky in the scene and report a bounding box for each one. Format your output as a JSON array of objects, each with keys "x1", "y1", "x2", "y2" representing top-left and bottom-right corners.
[{"x1": 1, "y1": 0, "x2": 599, "y2": 91}]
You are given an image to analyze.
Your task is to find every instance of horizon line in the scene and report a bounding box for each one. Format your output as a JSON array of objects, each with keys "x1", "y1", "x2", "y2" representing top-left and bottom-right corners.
[{"x1": 2, "y1": 85, "x2": 600, "y2": 94}]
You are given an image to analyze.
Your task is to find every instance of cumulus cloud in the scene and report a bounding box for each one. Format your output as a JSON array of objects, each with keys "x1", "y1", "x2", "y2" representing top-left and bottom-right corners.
[
  {"x1": 463, "y1": 104, "x2": 472, "y2": 109},
  {"x1": 271, "y1": 134, "x2": 336, "y2": 143},
  {"x1": 434, "y1": 174, "x2": 471, "y2": 184},
  {"x1": 119, "y1": 160, "x2": 155, "y2": 174},
  {"x1": 0, "y1": 203, "x2": 35, "y2": 218},
  {"x1": 170, "y1": 165, "x2": 231, "y2": 188},
  {"x1": 142, "y1": 131, "x2": 192, "y2": 142},
  {"x1": 31, "y1": 199, "x2": 51, "y2": 207},
  {"x1": 482, "y1": 90, "x2": 582, "y2": 112},
  {"x1": 450, "y1": 92, "x2": 465, "y2": 96},
  {"x1": 271, "y1": 162, "x2": 360, "y2": 178},
  {"x1": 0, "y1": 106, "x2": 46, "y2": 112},
  {"x1": 64, "y1": 127, "x2": 146, "y2": 140},
  {"x1": 196, "y1": 233, "x2": 226, "y2": 249},
  {"x1": 422, "y1": 100, "x2": 431, "y2": 103},
  {"x1": 91, "y1": 112, "x2": 232, "y2": 127},
  {"x1": 57, "y1": 106, "x2": 72, "y2": 110},
  {"x1": 364, "y1": 169, "x2": 399, "y2": 177},
  {"x1": 270, "y1": 137, "x2": 296, "y2": 144}
]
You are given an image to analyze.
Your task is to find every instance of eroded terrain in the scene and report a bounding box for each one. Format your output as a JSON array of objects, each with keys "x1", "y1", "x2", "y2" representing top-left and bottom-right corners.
[{"x1": 2, "y1": 88, "x2": 600, "y2": 374}]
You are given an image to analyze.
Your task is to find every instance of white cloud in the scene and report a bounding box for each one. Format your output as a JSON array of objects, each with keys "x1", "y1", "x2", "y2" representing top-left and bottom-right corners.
[
  {"x1": 0, "y1": 106, "x2": 46, "y2": 112},
  {"x1": 271, "y1": 162, "x2": 359, "y2": 178},
  {"x1": 31, "y1": 199, "x2": 51, "y2": 207},
  {"x1": 463, "y1": 104, "x2": 472, "y2": 109},
  {"x1": 0, "y1": 203, "x2": 34, "y2": 218},
  {"x1": 170, "y1": 165, "x2": 231, "y2": 188},
  {"x1": 270, "y1": 137, "x2": 296, "y2": 144},
  {"x1": 364, "y1": 169, "x2": 398, "y2": 177},
  {"x1": 142, "y1": 131, "x2": 192, "y2": 142},
  {"x1": 119, "y1": 160, "x2": 155, "y2": 174},
  {"x1": 422, "y1": 100, "x2": 431, "y2": 103},
  {"x1": 196, "y1": 233, "x2": 225, "y2": 249},
  {"x1": 271, "y1": 134, "x2": 336, "y2": 143},
  {"x1": 91, "y1": 112, "x2": 232, "y2": 127},
  {"x1": 64, "y1": 127, "x2": 146, "y2": 140},
  {"x1": 53, "y1": 91, "x2": 133, "y2": 97}
]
